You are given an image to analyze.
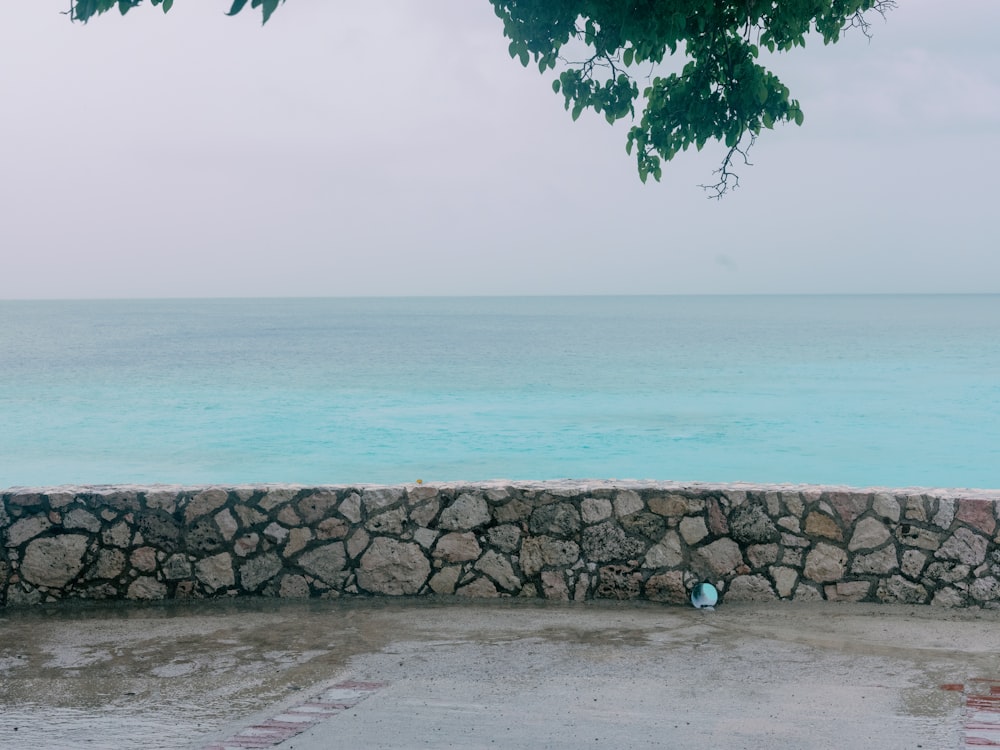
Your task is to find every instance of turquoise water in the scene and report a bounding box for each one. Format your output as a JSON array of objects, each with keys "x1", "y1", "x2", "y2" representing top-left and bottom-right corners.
[{"x1": 1, "y1": 295, "x2": 997, "y2": 489}]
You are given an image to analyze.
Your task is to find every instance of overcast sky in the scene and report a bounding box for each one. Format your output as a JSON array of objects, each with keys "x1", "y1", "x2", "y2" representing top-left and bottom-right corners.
[{"x1": 2, "y1": 1, "x2": 998, "y2": 298}]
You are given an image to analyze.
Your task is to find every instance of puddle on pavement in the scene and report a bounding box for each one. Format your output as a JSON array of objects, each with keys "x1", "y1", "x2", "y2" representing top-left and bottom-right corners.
[{"x1": 0, "y1": 598, "x2": 390, "y2": 749}]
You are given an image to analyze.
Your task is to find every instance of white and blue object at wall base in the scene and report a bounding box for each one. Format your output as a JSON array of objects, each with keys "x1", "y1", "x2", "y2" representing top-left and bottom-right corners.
[{"x1": 691, "y1": 582, "x2": 719, "y2": 610}]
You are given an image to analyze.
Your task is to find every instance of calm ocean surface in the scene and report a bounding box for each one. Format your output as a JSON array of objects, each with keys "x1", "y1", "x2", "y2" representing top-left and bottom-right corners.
[{"x1": 1, "y1": 295, "x2": 997, "y2": 489}]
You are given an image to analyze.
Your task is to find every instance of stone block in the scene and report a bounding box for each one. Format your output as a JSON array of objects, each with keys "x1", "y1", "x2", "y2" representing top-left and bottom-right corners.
[
  {"x1": 298, "y1": 543, "x2": 348, "y2": 587},
  {"x1": 849, "y1": 517, "x2": 891, "y2": 551},
  {"x1": 804, "y1": 512, "x2": 842, "y2": 541},
  {"x1": 729, "y1": 504, "x2": 779, "y2": 544},
  {"x1": 6, "y1": 517, "x2": 52, "y2": 547},
  {"x1": 196, "y1": 553, "x2": 235, "y2": 590},
  {"x1": 529, "y1": 502, "x2": 581, "y2": 538},
  {"x1": 613, "y1": 490, "x2": 643, "y2": 518},
  {"x1": 184, "y1": 488, "x2": 229, "y2": 524},
  {"x1": 521, "y1": 536, "x2": 580, "y2": 577},
  {"x1": 678, "y1": 516, "x2": 709, "y2": 545},
  {"x1": 692, "y1": 538, "x2": 743, "y2": 577},
  {"x1": 439, "y1": 494, "x2": 491, "y2": 531},
  {"x1": 824, "y1": 581, "x2": 870, "y2": 602},
  {"x1": 876, "y1": 575, "x2": 928, "y2": 604},
  {"x1": 357, "y1": 538, "x2": 429, "y2": 595},
  {"x1": 21, "y1": 535, "x2": 88, "y2": 588},
  {"x1": 433, "y1": 532, "x2": 481, "y2": 563},
  {"x1": 581, "y1": 521, "x2": 646, "y2": 563},
  {"x1": 475, "y1": 551, "x2": 520, "y2": 592},
  {"x1": 804, "y1": 543, "x2": 847, "y2": 583},
  {"x1": 581, "y1": 497, "x2": 613, "y2": 523},
  {"x1": 297, "y1": 491, "x2": 339, "y2": 523},
  {"x1": 725, "y1": 575, "x2": 776, "y2": 602},
  {"x1": 936, "y1": 527, "x2": 989, "y2": 567}
]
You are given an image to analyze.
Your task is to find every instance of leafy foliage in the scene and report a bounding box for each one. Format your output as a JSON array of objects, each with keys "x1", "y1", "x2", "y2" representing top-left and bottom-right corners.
[
  {"x1": 69, "y1": 0, "x2": 895, "y2": 195},
  {"x1": 492, "y1": 0, "x2": 895, "y2": 195}
]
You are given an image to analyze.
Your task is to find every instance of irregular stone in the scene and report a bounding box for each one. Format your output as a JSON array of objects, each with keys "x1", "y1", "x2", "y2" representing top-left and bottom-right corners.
[
  {"x1": 429, "y1": 566, "x2": 460, "y2": 594},
  {"x1": 264, "y1": 522, "x2": 289, "y2": 544},
  {"x1": 433, "y1": 532, "x2": 481, "y2": 563},
  {"x1": 647, "y1": 495, "x2": 687, "y2": 518},
  {"x1": 184, "y1": 488, "x2": 229, "y2": 524},
  {"x1": 130, "y1": 546, "x2": 157, "y2": 573},
  {"x1": 849, "y1": 517, "x2": 891, "y2": 551},
  {"x1": 186, "y1": 518, "x2": 225, "y2": 555},
  {"x1": 8, "y1": 492, "x2": 44, "y2": 507},
  {"x1": 21, "y1": 535, "x2": 88, "y2": 587},
  {"x1": 63, "y1": 509, "x2": 101, "y2": 533},
  {"x1": 283, "y1": 527, "x2": 312, "y2": 558},
  {"x1": 6, "y1": 517, "x2": 53, "y2": 547},
  {"x1": 931, "y1": 587, "x2": 966, "y2": 607},
  {"x1": 781, "y1": 533, "x2": 810, "y2": 548},
  {"x1": 936, "y1": 527, "x2": 989, "y2": 567},
  {"x1": 876, "y1": 575, "x2": 928, "y2": 604},
  {"x1": 621, "y1": 513, "x2": 666, "y2": 541},
  {"x1": 573, "y1": 573, "x2": 591, "y2": 601},
  {"x1": 127, "y1": 577, "x2": 167, "y2": 600},
  {"x1": 581, "y1": 521, "x2": 646, "y2": 563},
  {"x1": 401, "y1": 502, "x2": 434, "y2": 531},
  {"x1": 408, "y1": 485, "x2": 440, "y2": 503},
  {"x1": 475, "y1": 550, "x2": 520, "y2": 592},
  {"x1": 777, "y1": 516, "x2": 801, "y2": 533},
  {"x1": 214, "y1": 509, "x2": 239, "y2": 541},
  {"x1": 970, "y1": 577, "x2": 1000, "y2": 603},
  {"x1": 872, "y1": 493, "x2": 901, "y2": 522},
  {"x1": 896, "y1": 525, "x2": 941, "y2": 551},
  {"x1": 827, "y1": 492, "x2": 869, "y2": 526},
  {"x1": 900, "y1": 549, "x2": 927, "y2": 579},
  {"x1": 851, "y1": 546, "x2": 898, "y2": 575},
  {"x1": 297, "y1": 491, "x2": 339, "y2": 523},
  {"x1": 135, "y1": 512, "x2": 181, "y2": 552},
  {"x1": 233, "y1": 504, "x2": 266, "y2": 527},
  {"x1": 729, "y1": 504, "x2": 779, "y2": 544},
  {"x1": 746, "y1": 544, "x2": 779, "y2": 569},
  {"x1": 90, "y1": 549, "x2": 126, "y2": 580},
  {"x1": 258, "y1": 488, "x2": 297, "y2": 512},
  {"x1": 365, "y1": 506, "x2": 407, "y2": 536},
  {"x1": 824, "y1": 581, "x2": 870, "y2": 602},
  {"x1": 782, "y1": 492, "x2": 804, "y2": 517},
  {"x1": 357, "y1": 538, "x2": 430, "y2": 595},
  {"x1": 338, "y1": 493, "x2": 362, "y2": 524},
  {"x1": 492, "y1": 499, "x2": 531, "y2": 523},
  {"x1": 528, "y1": 502, "x2": 580, "y2": 538},
  {"x1": 932, "y1": 498, "x2": 956, "y2": 530},
  {"x1": 234, "y1": 533, "x2": 259, "y2": 557},
  {"x1": 643, "y1": 531, "x2": 683, "y2": 569},
  {"x1": 412, "y1": 527, "x2": 438, "y2": 550},
  {"x1": 144, "y1": 490, "x2": 177, "y2": 513},
  {"x1": 645, "y1": 571, "x2": 688, "y2": 604},
  {"x1": 240, "y1": 553, "x2": 283, "y2": 591},
  {"x1": 162, "y1": 553, "x2": 192, "y2": 580},
  {"x1": 316, "y1": 517, "x2": 349, "y2": 540},
  {"x1": 803, "y1": 543, "x2": 847, "y2": 583},
  {"x1": 771, "y1": 566, "x2": 798, "y2": 598},
  {"x1": 46, "y1": 492, "x2": 75, "y2": 509},
  {"x1": 298, "y1": 543, "x2": 348, "y2": 586},
  {"x1": 362, "y1": 488, "x2": 404, "y2": 514},
  {"x1": 707, "y1": 498, "x2": 728, "y2": 535},
  {"x1": 794, "y1": 584, "x2": 824, "y2": 601},
  {"x1": 279, "y1": 574, "x2": 311, "y2": 598},
  {"x1": 521, "y1": 537, "x2": 580, "y2": 577},
  {"x1": 540, "y1": 571, "x2": 569, "y2": 600},
  {"x1": 923, "y1": 561, "x2": 970, "y2": 583},
  {"x1": 957, "y1": 499, "x2": 997, "y2": 536},
  {"x1": 726, "y1": 575, "x2": 777, "y2": 602},
  {"x1": 196, "y1": 553, "x2": 235, "y2": 590},
  {"x1": 346, "y1": 529, "x2": 370, "y2": 560},
  {"x1": 692, "y1": 538, "x2": 743, "y2": 577},
  {"x1": 595, "y1": 564, "x2": 642, "y2": 599},
  {"x1": 486, "y1": 524, "x2": 521, "y2": 553},
  {"x1": 903, "y1": 495, "x2": 928, "y2": 523},
  {"x1": 439, "y1": 494, "x2": 491, "y2": 531},
  {"x1": 277, "y1": 506, "x2": 301, "y2": 526},
  {"x1": 804, "y1": 512, "x2": 842, "y2": 541},
  {"x1": 457, "y1": 577, "x2": 498, "y2": 598},
  {"x1": 613, "y1": 490, "x2": 643, "y2": 518},
  {"x1": 102, "y1": 521, "x2": 132, "y2": 548},
  {"x1": 581, "y1": 497, "x2": 613, "y2": 523},
  {"x1": 678, "y1": 516, "x2": 709, "y2": 545}
]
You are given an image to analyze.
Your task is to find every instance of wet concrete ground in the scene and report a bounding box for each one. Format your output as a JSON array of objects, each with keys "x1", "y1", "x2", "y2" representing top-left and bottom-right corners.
[{"x1": 1, "y1": 598, "x2": 998, "y2": 749}]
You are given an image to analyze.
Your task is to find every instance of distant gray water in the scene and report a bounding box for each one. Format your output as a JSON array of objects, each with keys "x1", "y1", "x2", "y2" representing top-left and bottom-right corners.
[{"x1": 1, "y1": 295, "x2": 997, "y2": 489}]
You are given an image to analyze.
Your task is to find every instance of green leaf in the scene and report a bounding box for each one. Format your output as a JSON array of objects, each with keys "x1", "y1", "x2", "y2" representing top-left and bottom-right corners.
[
  {"x1": 226, "y1": 0, "x2": 250, "y2": 16},
  {"x1": 162, "y1": 0, "x2": 173, "y2": 11},
  {"x1": 623, "y1": 47, "x2": 634, "y2": 66},
  {"x1": 261, "y1": 0, "x2": 279, "y2": 24}
]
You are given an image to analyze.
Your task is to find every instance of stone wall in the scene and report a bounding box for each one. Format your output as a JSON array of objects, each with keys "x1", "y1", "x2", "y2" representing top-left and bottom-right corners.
[{"x1": 2, "y1": 482, "x2": 1000, "y2": 608}]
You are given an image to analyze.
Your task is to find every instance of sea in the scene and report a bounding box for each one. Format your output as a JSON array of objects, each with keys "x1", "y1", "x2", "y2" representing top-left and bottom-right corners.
[{"x1": 1, "y1": 295, "x2": 997, "y2": 490}]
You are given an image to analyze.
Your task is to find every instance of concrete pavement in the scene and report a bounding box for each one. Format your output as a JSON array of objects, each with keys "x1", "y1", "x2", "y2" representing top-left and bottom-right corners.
[{"x1": 1, "y1": 598, "x2": 999, "y2": 749}]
